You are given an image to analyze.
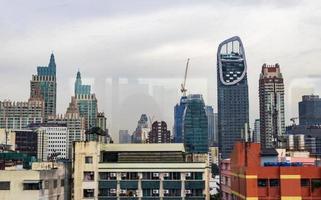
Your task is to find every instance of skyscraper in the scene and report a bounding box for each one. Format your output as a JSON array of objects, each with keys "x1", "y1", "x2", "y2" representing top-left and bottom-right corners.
[
  {"x1": 30, "y1": 53, "x2": 56, "y2": 120},
  {"x1": 119, "y1": 130, "x2": 131, "y2": 144},
  {"x1": 217, "y1": 36, "x2": 249, "y2": 158},
  {"x1": 148, "y1": 121, "x2": 171, "y2": 143},
  {"x1": 205, "y1": 106, "x2": 215, "y2": 146},
  {"x1": 74, "y1": 70, "x2": 98, "y2": 129},
  {"x1": 131, "y1": 114, "x2": 150, "y2": 143},
  {"x1": 174, "y1": 96, "x2": 187, "y2": 143},
  {"x1": 253, "y1": 119, "x2": 260, "y2": 143},
  {"x1": 299, "y1": 95, "x2": 321, "y2": 126},
  {"x1": 183, "y1": 94, "x2": 208, "y2": 153},
  {"x1": 259, "y1": 63, "x2": 285, "y2": 149}
]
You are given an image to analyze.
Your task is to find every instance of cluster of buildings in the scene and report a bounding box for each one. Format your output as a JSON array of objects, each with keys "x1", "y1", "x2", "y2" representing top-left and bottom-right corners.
[{"x1": 1, "y1": 35, "x2": 321, "y2": 200}]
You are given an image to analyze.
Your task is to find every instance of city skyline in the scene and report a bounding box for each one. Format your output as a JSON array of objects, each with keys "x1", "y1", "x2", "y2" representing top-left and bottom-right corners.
[{"x1": 1, "y1": 1, "x2": 321, "y2": 139}]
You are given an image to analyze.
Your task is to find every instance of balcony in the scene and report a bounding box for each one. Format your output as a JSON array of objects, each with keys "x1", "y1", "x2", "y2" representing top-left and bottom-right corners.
[
  {"x1": 120, "y1": 180, "x2": 139, "y2": 189},
  {"x1": 142, "y1": 198, "x2": 160, "y2": 200},
  {"x1": 185, "y1": 197, "x2": 205, "y2": 200},
  {"x1": 99, "y1": 181, "x2": 117, "y2": 189},
  {"x1": 98, "y1": 198, "x2": 117, "y2": 200},
  {"x1": 185, "y1": 181, "x2": 205, "y2": 190},
  {"x1": 163, "y1": 181, "x2": 182, "y2": 189},
  {"x1": 141, "y1": 181, "x2": 160, "y2": 189},
  {"x1": 163, "y1": 198, "x2": 182, "y2": 200}
]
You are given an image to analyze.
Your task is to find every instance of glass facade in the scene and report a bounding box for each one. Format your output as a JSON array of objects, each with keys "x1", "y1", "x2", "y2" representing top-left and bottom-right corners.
[
  {"x1": 182, "y1": 94, "x2": 208, "y2": 153},
  {"x1": 174, "y1": 96, "x2": 187, "y2": 143},
  {"x1": 217, "y1": 36, "x2": 249, "y2": 158}
]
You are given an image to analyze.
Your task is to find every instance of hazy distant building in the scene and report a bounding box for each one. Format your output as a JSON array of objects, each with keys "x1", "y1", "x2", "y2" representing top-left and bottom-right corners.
[
  {"x1": 119, "y1": 130, "x2": 131, "y2": 144},
  {"x1": 97, "y1": 112, "x2": 107, "y2": 131},
  {"x1": 132, "y1": 114, "x2": 150, "y2": 143},
  {"x1": 174, "y1": 96, "x2": 187, "y2": 143},
  {"x1": 183, "y1": 94, "x2": 208, "y2": 153},
  {"x1": 0, "y1": 95, "x2": 44, "y2": 129},
  {"x1": 148, "y1": 121, "x2": 171, "y2": 143},
  {"x1": 74, "y1": 71, "x2": 98, "y2": 129},
  {"x1": 30, "y1": 53, "x2": 56, "y2": 120},
  {"x1": 259, "y1": 63, "x2": 285, "y2": 149},
  {"x1": 217, "y1": 36, "x2": 249, "y2": 158},
  {"x1": 299, "y1": 95, "x2": 321, "y2": 126},
  {"x1": 205, "y1": 106, "x2": 215, "y2": 146},
  {"x1": 253, "y1": 119, "x2": 260, "y2": 143}
]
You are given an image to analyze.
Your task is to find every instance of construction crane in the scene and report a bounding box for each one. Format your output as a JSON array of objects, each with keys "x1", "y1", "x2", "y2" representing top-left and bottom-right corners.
[{"x1": 180, "y1": 58, "x2": 190, "y2": 96}]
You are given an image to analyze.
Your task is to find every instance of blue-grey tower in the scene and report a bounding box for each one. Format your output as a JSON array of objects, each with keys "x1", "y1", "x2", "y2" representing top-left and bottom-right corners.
[
  {"x1": 174, "y1": 96, "x2": 187, "y2": 143},
  {"x1": 217, "y1": 36, "x2": 249, "y2": 158},
  {"x1": 30, "y1": 53, "x2": 57, "y2": 120},
  {"x1": 74, "y1": 70, "x2": 98, "y2": 130},
  {"x1": 182, "y1": 94, "x2": 208, "y2": 153}
]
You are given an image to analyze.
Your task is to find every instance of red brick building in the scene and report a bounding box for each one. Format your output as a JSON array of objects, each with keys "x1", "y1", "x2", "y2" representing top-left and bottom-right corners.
[{"x1": 224, "y1": 141, "x2": 321, "y2": 200}]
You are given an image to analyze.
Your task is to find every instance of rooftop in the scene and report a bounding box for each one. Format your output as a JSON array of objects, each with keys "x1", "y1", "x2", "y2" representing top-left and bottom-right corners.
[{"x1": 101, "y1": 143, "x2": 185, "y2": 152}]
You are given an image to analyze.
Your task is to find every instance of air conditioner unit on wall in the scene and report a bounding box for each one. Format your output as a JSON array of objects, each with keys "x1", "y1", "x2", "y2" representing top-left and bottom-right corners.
[
  {"x1": 185, "y1": 190, "x2": 192, "y2": 194},
  {"x1": 152, "y1": 189, "x2": 159, "y2": 194},
  {"x1": 153, "y1": 172, "x2": 159, "y2": 177},
  {"x1": 163, "y1": 173, "x2": 170, "y2": 177},
  {"x1": 163, "y1": 190, "x2": 169, "y2": 194}
]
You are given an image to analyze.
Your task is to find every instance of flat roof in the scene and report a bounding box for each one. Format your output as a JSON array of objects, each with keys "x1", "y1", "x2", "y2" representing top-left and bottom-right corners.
[{"x1": 101, "y1": 143, "x2": 185, "y2": 152}]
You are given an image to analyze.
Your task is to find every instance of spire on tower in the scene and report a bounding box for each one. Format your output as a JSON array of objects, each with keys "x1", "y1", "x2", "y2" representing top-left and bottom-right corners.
[{"x1": 48, "y1": 53, "x2": 56, "y2": 69}]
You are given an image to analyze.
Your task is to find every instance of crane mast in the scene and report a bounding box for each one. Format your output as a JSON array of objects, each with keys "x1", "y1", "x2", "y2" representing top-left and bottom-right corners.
[{"x1": 181, "y1": 58, "x2": 190, "y2": 96}]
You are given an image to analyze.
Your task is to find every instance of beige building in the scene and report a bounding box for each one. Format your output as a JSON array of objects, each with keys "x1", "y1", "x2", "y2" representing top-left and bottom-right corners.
[
  {"x1": 0, "y1": 162, "x2": 66, "y2": 200},
  {"x1": 0, "y1": 129, "x2": 16, "y2": 150},
  {"x1": 73, "y1": 142, "x2": 210, "y2": 200}
]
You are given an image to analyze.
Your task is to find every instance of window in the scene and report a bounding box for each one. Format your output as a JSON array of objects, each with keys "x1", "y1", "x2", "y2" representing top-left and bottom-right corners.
[
  {"x1": 312, "y1": 179, "x2": 321, "y2": 190},
  {"x1": 61, "y1": 179, "x2": 65, "y2": 187},
  {"x1": 0, "y1": 181, "x2": 10, "y2": 190},
  {"x1": 44, "y1": 180, "x2": 49, "y2": 189},
  {"x1": 23, "y1": 182, "x2": 41, "y2": 190},
  {"x1": 269, "y1": 179, "x2": 279, "y2": 187},
  {"x1": 84, "y1": 171, "x2": 95, "y2": 181},
  {"x1": 258, "y1": 179, "x2": 267, "y2": 187},
  {"x1": 301, "y1": 179, "x2": 310, "y2": 187},
  {"x1": 85, "y1": 156, "x2": 93, "y2": 164},
  {"x1": 54, "y1": 180, "x2": 57, "y2": 188},
  {"x1": 83, "y1": 189, "x2": 94, "y2": 198}
]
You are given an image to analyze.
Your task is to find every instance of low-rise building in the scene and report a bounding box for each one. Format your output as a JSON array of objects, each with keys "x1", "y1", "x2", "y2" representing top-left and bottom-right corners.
[{"x1": 73, "y1": 142, "x2": 210, "y2": 200}]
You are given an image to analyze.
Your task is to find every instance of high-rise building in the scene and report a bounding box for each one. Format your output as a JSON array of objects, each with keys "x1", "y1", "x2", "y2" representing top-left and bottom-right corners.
[
  {"x1": 48, "y1": 97, "x2": 86, "y2": 154},
  {"x1": 119, "y1": 130, "x2": 131, "y2": 144},
  {"x1": 30, "y1": 53, "x2": 56, "y2": 120},
  {"x1": 174, "y1": 96, "x2": 187, "y2": 143},
  {"x1": 74, "y1": 71, "x2": 98, "y2": 129},
  {"x1": 217, "y1": 36, "x2": 249, "y2": 158},
  {"x1": 205, "y1": 106, "x2": 215, "y2": 146},
  {"x1": 132, "y1": 114, "x2": 150, "y2": 143},
  {"x1": 253, "y1": 119, "x2": 260, "y2": 143},
  {"x1": 259, "y1": 63, "x2": 285, "y2": 149},
  {"x1": 0, "y1": 95, "x2": 44, "y2": 129},
  {"x1": 96, "y1": 112, "x2": 107, "y2": 131},
  {"x1": 213, "y1": 113, "x2": 218, "y2": 144},
  {"x1": 299, "y1": 95, "x2": 321, "y2": 126},
  {"x1": 183, "y1": 94, "x2": 208, "y2": 153},
  {"x1": 148, "y1": 121, "x2": 171, "y2": 143}
]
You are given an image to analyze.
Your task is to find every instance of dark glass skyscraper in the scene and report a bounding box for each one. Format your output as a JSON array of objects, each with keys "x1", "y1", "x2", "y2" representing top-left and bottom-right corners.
[
  {"x1": 173, "y1": 96, "x2": 187, "y2": 143},
  {"x1": 182, "y1": 94, "x2": 208, "y2": 153},
  {"x1": 217, "y1": 36, "x2": 249, "y2": 158},
  {"x1": 30, "y1": 53, "x2": 57, "y2": 120},
  {"x1": 299, "y1": 95, "x2": 321, "y2": 126}
]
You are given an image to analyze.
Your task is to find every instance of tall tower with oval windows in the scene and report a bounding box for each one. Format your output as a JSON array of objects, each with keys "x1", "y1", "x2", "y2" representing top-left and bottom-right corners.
[{"x1": 217, "y1": 36, "x2": 249, "y2": 158}]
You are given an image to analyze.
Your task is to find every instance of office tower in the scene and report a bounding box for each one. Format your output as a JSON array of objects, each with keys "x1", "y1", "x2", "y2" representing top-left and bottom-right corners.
[
  {"x1": 253, "y1": 119, "x2": 260, "y2": 143},
  {"x1": 73, "y1": 142, "x2": 210, "y2": 200},
  {"x1": 299, "y1": 95, "x2": 321, "y2": 126},
  {"x1": 148, "y1": 121, "x2": 171, "y2": 143},
  {"x1": 32, "y1": 123, "x2": 69, "y2": 160},
  {"x1": 14, "y1": 129, "x2": 39, "y2": 158},
  {"x1": 97, "y1": 112, "x2": 107, "y2": 131},
  {"x1": 30, "y1": 53, "x2": 56, "y2": 119},
  {"x1": 205, "y1": 106, "x2": 215, "y2": 146},
  {"x1": 48, "y1": 97, "x2": 86, "y2": 153},
  {"x1": 0, "y1": 94, "x2": 44, "y2": 129},
  {"x1": 259, "y1": 63, "x2": 285, "y2": 149},
  {"x1": 119, "y1": 130, "x2": 131, "y2": 144},
  {"x1": 213, "y1": 113, "x2": 218, "y2": 144},
  {"x1": 132, "y1": 114, "x2": 150, "y2": 143},
  {"x1": 174, "y1": 96, "x2": 187, "y2": 143},
  {"x1": 183, "y1": 94, "x2": 208, "y2": 153},
  {"x1": 217, "y1": 36, "x2": 249, "y2": 158},
  {"x1": 74, "y1": 70, "x2": 98, "y2": 129}
]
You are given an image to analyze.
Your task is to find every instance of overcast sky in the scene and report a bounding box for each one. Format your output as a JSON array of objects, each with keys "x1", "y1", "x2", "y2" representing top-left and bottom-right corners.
[{"x1": 1, "y1": 0, "x2": 321, "y2": 140}]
